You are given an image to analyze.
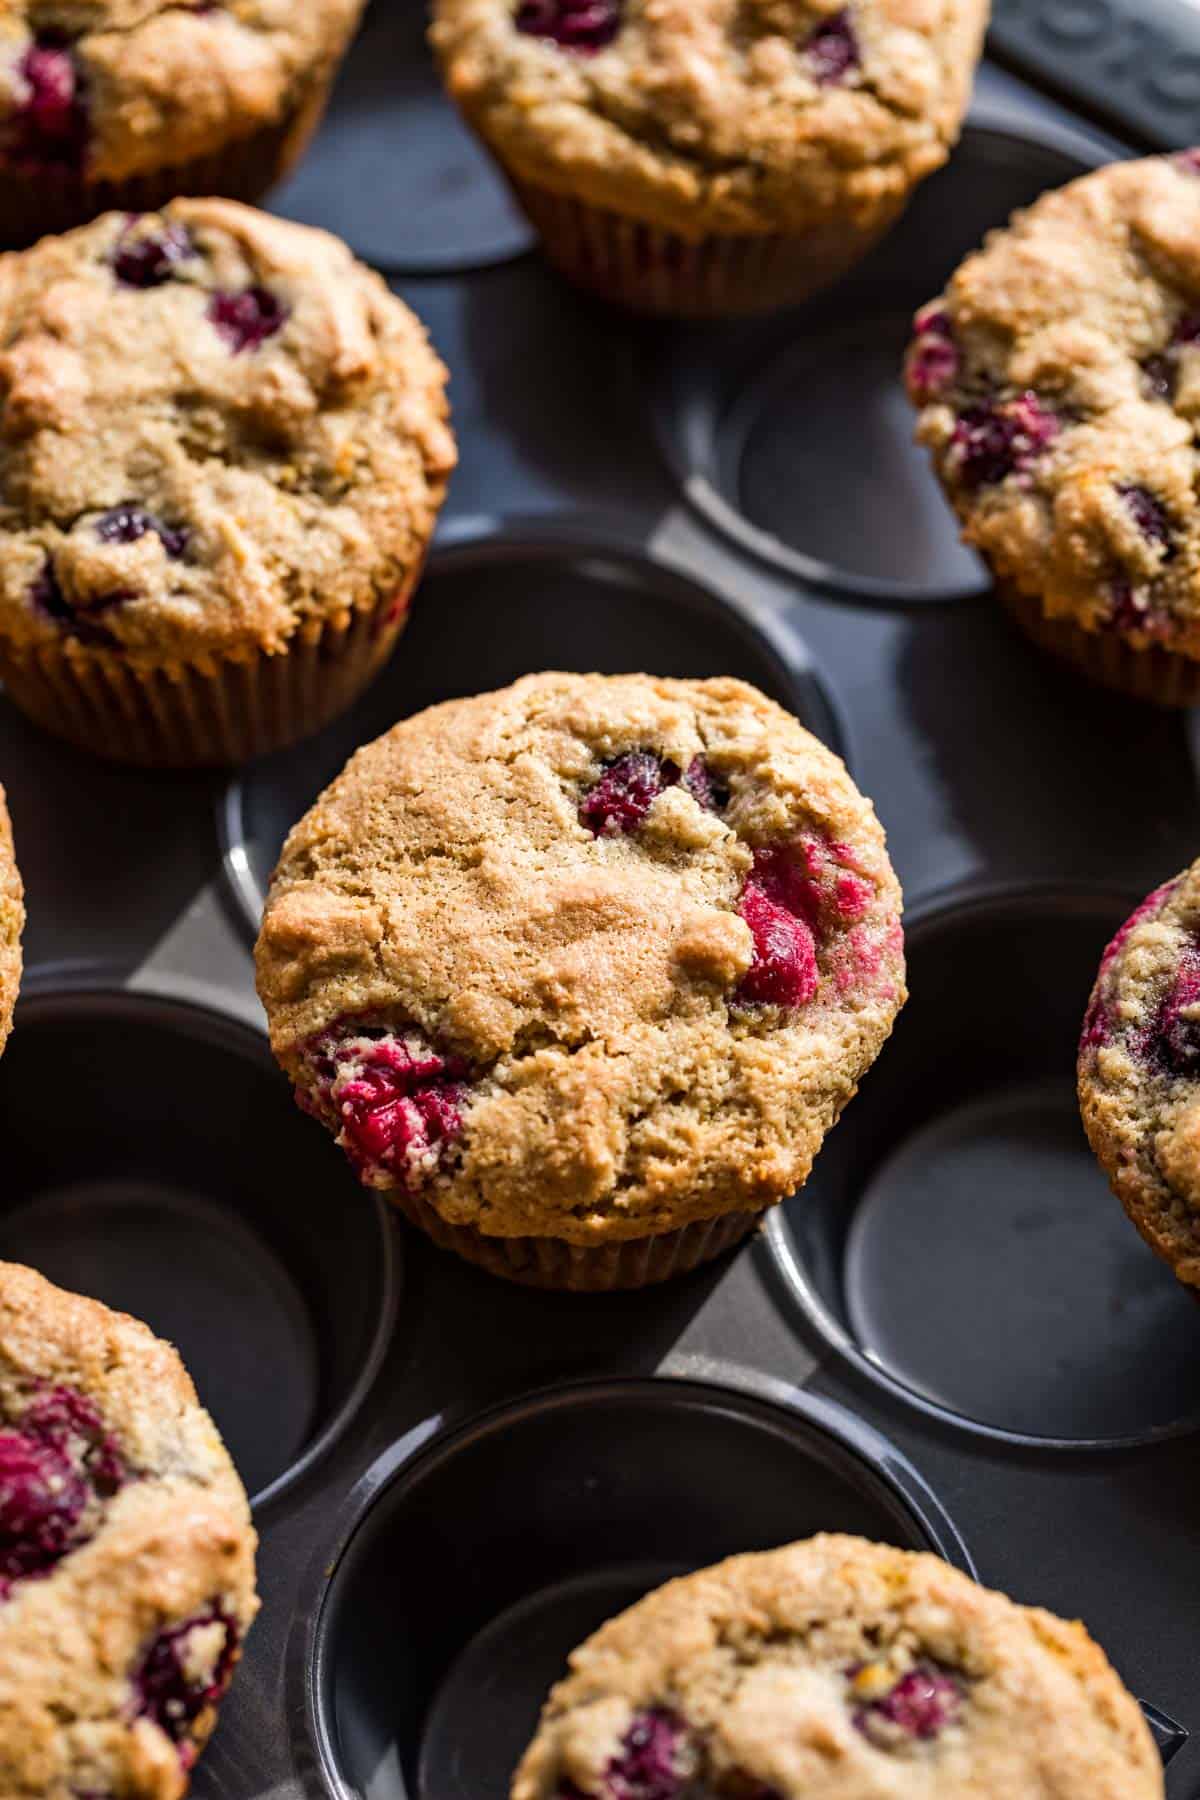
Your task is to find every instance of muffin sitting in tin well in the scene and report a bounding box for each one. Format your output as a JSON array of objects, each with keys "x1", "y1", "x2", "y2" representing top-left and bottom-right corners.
[
  {"x1": 431, "y1": 0, "x2": 988, "y2": 318},
  {"x1": 907, "y1": 151, "x2": 1200, "y2": 706},
  {"x1": 1079, "y1": 859, "x2": 1200, "y2": 1293},
  {"x1": 0, "y1": 1260, "x2": 259, "y2": 1799},
  {"x1": 0, "y1": 199, "x2": 455, "y2": 766},
  {"x1": 0, "y1": 785, "x2": 21, "y2": 1058},
  {"x1": 512, "y1": 1535, "x2": 1161, "y2": 1798},
  {"x1": 255, "y1": 672, "x2": 905, "y2": 1291}
]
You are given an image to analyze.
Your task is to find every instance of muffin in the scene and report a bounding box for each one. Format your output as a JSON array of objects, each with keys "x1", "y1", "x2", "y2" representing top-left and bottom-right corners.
[
  {"x1": 907, "y1": 150, "x2": 1200, "y2": 706},
  {"x1": 255, "y1": 672, "x2": 905, "y2": 1290},
  {"x1": 0, "y1": 787, "x2": 21, "y2": 1058},
  {"x1": 1078, "y1": 861, "x2": 1200, "y2": 1292},
  {"x1": 0, "y1": 1, "x2": 365, "y2": 250},
  {"x1": 0, "y1": 1260, "x2": 259, "y2": 1798},
  {"x1": 0, "y1": 198, "x2": 455, "y2": 766},
  {"x1": 512, "y1": 1535, "x2": 1161, "y2": 1799},
  {"x1": 431, "y1": 0, "x2": 988, "y2": 318}
]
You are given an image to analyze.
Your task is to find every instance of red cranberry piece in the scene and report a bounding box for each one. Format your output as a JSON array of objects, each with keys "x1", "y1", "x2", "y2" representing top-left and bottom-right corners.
[
  {"x1": 606, "y1": 1709, "x2": 687, "y2": 1800},
  {"x1": 681, "y1": 756, "x2": 729, "y2": 813},
  {"x1": 737, "y1": 883, "x2": 819, "y2": 1009},
  {"x1": 96, "y1": 505, "x2": 189, "y2": 560},
  {"x1": 951, "y1": 392, "x2": 1059, "y2": 489},
  {"x1": 112, "y1": 219, "x2": 193, "y2": 289},
  {"x1": 0, "y1": 1431, "x2": 88, "y2": 1592},
  {"x1": 906, "y1": 307, "x2": 959, "y2": 402},
  {"x1": 853, "y1": 1664, "x2": 963, "y2": 1744},
  {"x1": 807, "y1": 9, "x2": 860, "y2": 85},
  {"x1": 1118, "y1": 483, "x2": 1175, "y2": 558},
  {"x1": 1151, "y1": 945, "x2": 1200, "y2": 1075},
  {"x1": 133, "y1": 1607, "x2": 238, "y2": 1752},
  {"x1": 1175, "y1": 148, "x2": 1200, "y2": 174},
  {"x1": 207, "y1": 287, "x2": 288, "y2": 353},
  {"x1": 515, "y1": 0, "x2": 621, "y2": 51},
  {"x1": 580, "y1": 752, "x2": 681, "y2": 836},
  {"x1": 22, "y1": 1385, "x2": 126, "y2": 1495},
  {"x1": 309, "y1": 1025, "x2": 469, "y2": 1189},
  {"x1": 8, "y1": 37, "x2": 88, "y2": 170}
]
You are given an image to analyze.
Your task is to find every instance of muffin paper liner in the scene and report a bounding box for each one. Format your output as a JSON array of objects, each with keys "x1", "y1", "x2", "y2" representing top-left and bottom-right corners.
[
  {"x1": 1000, "y1": 582, "x2": 1200, "y2": 709},
  {"x1": 503, "y1": 175, "x2": 906, "y2": 318},
  {"x1": 0, "y1": 77, "x2": 331, "y2": 251},
  {"x1": 389, "y1": 1189, "x2": 767, "y2": 1291},
  {"x1": 0, "y1": 570, "x2": 421, "y2": 768}
]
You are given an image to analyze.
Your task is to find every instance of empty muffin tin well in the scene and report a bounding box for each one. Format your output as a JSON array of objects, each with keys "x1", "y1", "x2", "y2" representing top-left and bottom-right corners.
[
  {"x1": 0, "y1": 984, "x2": 399, "y2": 1507},
  {"x1": 221, "y1": 514, "x2": 845, "y2": 932},
  {"x1": 270, "y1": 0, "x2": 532, "y2": 274},
  {"x1": 763, "y1": 888, "x2": 1200, "y2": 1450},
  {"x1": 295, "y1": 1375, "x2": 972, "y2": 1800},
  {"x1": 648, "y1": 119, "x2": 1104, "y2": 604}
]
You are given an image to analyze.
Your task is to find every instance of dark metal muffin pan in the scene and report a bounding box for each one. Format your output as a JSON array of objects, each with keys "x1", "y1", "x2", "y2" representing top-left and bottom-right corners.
[{"x1": 2, "y1": 5, "x2": 1200, "y2": 1795}]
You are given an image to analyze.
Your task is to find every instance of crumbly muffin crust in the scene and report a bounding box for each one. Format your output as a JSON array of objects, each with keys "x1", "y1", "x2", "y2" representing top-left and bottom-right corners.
[
  {"x1": 908, "y1": 152, "x2": 1200, "y2": 664},
  {"x1": 512, "y1": 1535, "x2": 1161, "y2": 1799},
  {"x1": 0, "y1": 1, "x2": 364, "y2": 184},
  {"x1": 256, "y1": 673, "x2": 905, "y2": 1245},
  {"x1": 0, "y1": 787, "x2": 21, "y2": 1059},
  {"x1": 0, "y1": 1261, "x2": 259, "y2": 1799},
  {"x1": 1079, "y1": 861, "x2": 1200, "y2": 1290},
  {"x1": 0, "y1": 199, "x2": 454, "y2": 665},
  {"x1": 431, "y1": 0, "x2": 987, "y2": 238}
]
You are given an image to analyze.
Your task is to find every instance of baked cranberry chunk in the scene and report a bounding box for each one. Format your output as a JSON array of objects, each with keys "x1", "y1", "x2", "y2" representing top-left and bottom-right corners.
[
  {"x1": 112, "y1": 219, "x2": 194, "y2": 289},
  {"x1": 207, "y1": 287, "x2": 288, "y2": 353},
  {"x1": 6, "y1": 36, "x2": 88, "y2": 170},
  {"x1": 807, "y1": 10, "x2": 860, "y2": 86},
  {"x1": 303, "y1": 1022, "x2": 469, "y2": 1190},
  {"x1": 852, "y1": 1663, "x2": 963, "y2": 1744},
  {"x1": 0, "y1": 1433, "x2": 87, "y2": 1593},
  {"x1": 1150, "y1": 943, "x2": 1200, "y2": 1075},
  {"x1": 950, "y1": 392, "x2": 1059, "y2": 489},
  {"x1": 96, "y1": 505, "x2": 189, "y2": 560},
  {"x1": 581, "y1": 752, "x2": 680, "y2": 836},
  {"x1": 681, "y1": 755, "x2": 729, "y2": 813},
  {"x1": 515, "y1": 0, "x2": 621, "y2": 51},
  {"x1": 737, "y1": 882, "x2": 818, "y2": 1008},
  {"x1": 133, "y1": 1606, "x2": 238, "y2": 1760},
  {"x1": 1118, "y1": 484, "x2": 1175, "y2": 558},
  {"x1": 906, "y1": 307, "x2": 959, "y2": 402}
]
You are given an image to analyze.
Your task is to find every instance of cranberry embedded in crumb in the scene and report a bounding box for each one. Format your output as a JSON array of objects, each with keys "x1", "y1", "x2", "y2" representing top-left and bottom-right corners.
[
  {"x1": 515, "y1": 0, "x2": 621, "y2": 51},
  {"x1": 112, "y1": 219, "x2": 194, "y2": 289},
  {"x1": 1151, "y1": 947, "x2": 1200, "y2": 1075},
  {"x1": 207, "y1": 287, "x2": 288, "y2": 353},
  {"x1": 906, "y1": 307, "x2": 959, "y2": 402},
  {"x1": 303, "y1": 1024, "x2": 469, "y2": 1191},
  {"x1": 681, "y1": 756, "x2": 729, "y2": 813},
  {"x1": 0, "y1": 1432, "x2": 87, "y2": 1591},
  {"x1": 7, "y1": 37, "x2": 88, "y2": 170},
  {"x1": 807, "y1": 9, "x2": 860, "y2": 85},
  {"x1": 605, "y1": 1709, "x2": 688, "y2": 1800},
  {"x1": 1117, "y1": 484, "x2": 1175, "y2": 558},
  {"x1": 580, "y1": 752, "x2": 680, "y2": 836},
  {"x1": 737, "y1": 883, "x2": 819, "y2": 1009},
  {"x1": 950, "y1": 392, "x2": 1059, "y2": 489},
  {"x1": 852, "y1": 1664, "x2": 963, "y2": 1744},
  {"x1": 96, "y1": 505, "x2": 189, "y2": 560},
  {"x1": 134, "y1": 1607, "x2": 238, "y2": 1754}
]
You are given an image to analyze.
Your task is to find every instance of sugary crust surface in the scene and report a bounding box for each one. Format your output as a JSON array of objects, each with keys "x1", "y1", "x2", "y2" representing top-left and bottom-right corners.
[
  {"x1": 910, "y1": 153, "x2": 1200, "y2": 664},
  {"x1": 512, "y1": 1535, "x2": 1161, "y2": 1799},
  {"x1": 0, "y1": 1261, "x2": 259, "y2": 1800},
  {"x1": 0, "y1": 199, "x2": 454, "y2": 665},
  {"x1": 0, "y1": 0, "x2": 365, "y2": 182},
  {"x1": 0, "y1": 786, "x2": 21, "y2": 1058},
  {"x1": 256, "y1": 672, "x2": 905, "y2": 1244},
  {"x1": 1078, "y1": 862, "x2": 1200, "y2": 1289},
  {"x1": 431, "y1": 0, "x2": 987, "y2": 237}
]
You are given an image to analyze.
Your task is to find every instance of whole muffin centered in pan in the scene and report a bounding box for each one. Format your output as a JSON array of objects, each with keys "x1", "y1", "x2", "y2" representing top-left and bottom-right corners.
[
  {"x1": 511, "y1": 1535, "x2": 1162, "y2": 1799},
  {"x1": 0, "y1": 1261, "x2": 259, "y2": 1800},
  {"x1": 1079, "y1": 859, "x2": 1200, "y2": 1292},
  {"x1": 255, "y1": 672, "x2": 905, "y2": 1290},
  {"x1": 907, "y1": 151, "x2": 1200, "y2": 703},
  {"x1": 0, "y1": 199, "x2": 455, "y2": 763}
]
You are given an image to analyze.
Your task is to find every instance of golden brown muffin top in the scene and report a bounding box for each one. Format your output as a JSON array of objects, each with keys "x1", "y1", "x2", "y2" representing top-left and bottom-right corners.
[
  {"x1": 0, "y1": 784, "x2": 21, "y2": 1058},
  {"x1": 0, "y1": 0, "x2": 365, "y2": 183},
  {"x1": 0, "y1": 199, "x2": 454, "y2": 666},
  {"x1": 909, "y1": 153, "x2": 1200, "y2": 664},
  {"x1": 513, "y1": 1535, "x2": 1161, "y2": 1799},
  {"x1": 256, "y1": 672, "x2": 905, "y2": 1245},
  {"x1": 0, "y1": 1260, "x2": 259, "y2": 1799},
  {"x1": 431, "y1": 0, "x2": 987, "y2": 236}
]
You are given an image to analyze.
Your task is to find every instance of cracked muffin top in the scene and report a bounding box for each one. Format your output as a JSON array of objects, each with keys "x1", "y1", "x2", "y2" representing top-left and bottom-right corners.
[
  {"x1": 431, "y1": 0, "x2": 987, "y2": 236},
  {"x1": 0, "y1": 0, "x2": 364, "y2": 184},
  {"x1": 0, "y1": 1260, "x2": 259, "y2": 1800},
  {"x1": 255, "y1": 672, "x2": 905, "y2": 1245},
  {"x1": 1079, "y1": 861, "x2": 1200, "y2": 1291},
  {"x1": 512, "y1": 1535, "x2": 1161, "y2": 1800},
  {"x1": 907, "y1": 152, "x2": 1200, "y2": 664},
  {"x1": 0, "y1": 198, "x2": 454, "y2": 664},
  {"x1": 0, "y1": 786, "x2": 21, "y2": 1059}
]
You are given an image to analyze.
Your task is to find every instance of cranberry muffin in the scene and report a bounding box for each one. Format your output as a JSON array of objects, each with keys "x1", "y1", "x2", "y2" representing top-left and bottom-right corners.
[
  {"x1": 512, "y1": 1535, "x2": 1160, "y2": 1799},
  {"x1": 256, "y1": 672, "x2": 905, "y2": 1290},
  {"x1": 0, "y1": 1, "x2": 365, "y2": 249},
  {"x1": 0, "y1": 199, "x2": 454, "y2": 766},
  {"x1": 1078, "y1": 861, "x2": 1200, "y2": 1292},
  {"x1": 0, "y1": 787, "x2": 21, "y2": 1059},
  {"x1": 431, "y1": 0, "x2": 988, "y2": 317},
  {"x1": 0, "y1": 1260, "x2": 259, "y2": 1798},
  {"x1": 907, "y1": 151, "x2": 1200, "y2": 706}
]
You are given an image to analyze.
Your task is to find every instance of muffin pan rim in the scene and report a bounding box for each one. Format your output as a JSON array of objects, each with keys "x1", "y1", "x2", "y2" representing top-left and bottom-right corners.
[
  {"x1": 291, "y1": 1366, "x2": 978, "y2": 1800},
  {"x1": 3, "y1": 972, "x2": 403, "y2": 1515},
  {"x1": 217, "y1": 506, "x2": 853, "y2": 939}
]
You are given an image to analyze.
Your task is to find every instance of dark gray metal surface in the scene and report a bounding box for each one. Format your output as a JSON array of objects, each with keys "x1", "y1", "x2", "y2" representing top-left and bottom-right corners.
[{"x1": 0, "y1": 15, "x2": 1198, "y2": 1800}]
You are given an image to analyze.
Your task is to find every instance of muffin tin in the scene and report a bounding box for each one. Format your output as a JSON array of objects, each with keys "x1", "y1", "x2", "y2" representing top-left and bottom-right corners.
[{"x1": 3, "y1": 3, "x2": 1200, "y2": 1794}]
